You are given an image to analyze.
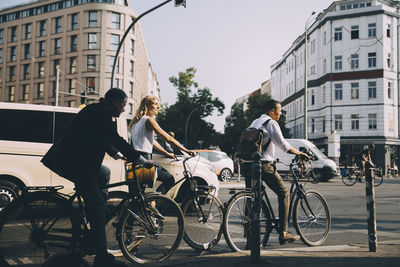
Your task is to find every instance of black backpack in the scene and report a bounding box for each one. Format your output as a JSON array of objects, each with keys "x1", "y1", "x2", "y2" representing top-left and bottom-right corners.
[{"x1": 235, "y1": 119, "x2": 271, "y2": 161}]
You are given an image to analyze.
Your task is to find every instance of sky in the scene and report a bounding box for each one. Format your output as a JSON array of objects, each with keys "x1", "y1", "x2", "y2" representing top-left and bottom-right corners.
[{"x1": 0, "y1": 0, "x2": 335, "y2": 132}]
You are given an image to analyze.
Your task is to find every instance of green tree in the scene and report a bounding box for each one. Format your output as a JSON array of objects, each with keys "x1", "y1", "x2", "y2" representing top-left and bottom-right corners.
[{"x1": 156, "y1": 67, "x2": 225, "y2": 149}]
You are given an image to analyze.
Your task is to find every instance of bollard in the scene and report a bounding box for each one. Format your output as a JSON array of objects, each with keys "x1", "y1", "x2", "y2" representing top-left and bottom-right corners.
[
  {"x1": 237, "y1": 159, "x2": 241, "y2": 182},
  {"x1": 365, "y1": 161, "x2": 378, "y2": 252},
  {"x1": 250, "y1": 152, "x2": 262, "y2": 262}
]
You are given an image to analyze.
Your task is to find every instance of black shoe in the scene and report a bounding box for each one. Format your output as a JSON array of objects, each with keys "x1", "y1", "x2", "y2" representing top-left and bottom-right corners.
[{"x1": 93, "y1": 252, "x2": 128, "y2": 267}]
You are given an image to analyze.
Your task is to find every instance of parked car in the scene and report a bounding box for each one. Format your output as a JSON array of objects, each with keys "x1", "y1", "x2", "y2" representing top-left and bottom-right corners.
[
  {"x1": 0, "y1": 103, "x2": 219, "y2": 209},
  {"x1": 195, "y1": 150, "x2": 234, "y2": 182}
]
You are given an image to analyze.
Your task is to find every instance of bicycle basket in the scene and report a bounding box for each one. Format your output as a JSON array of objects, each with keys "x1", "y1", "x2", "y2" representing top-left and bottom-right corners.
[{"x1": 126, "y1": 163, "x2": 157, "y2": 188}]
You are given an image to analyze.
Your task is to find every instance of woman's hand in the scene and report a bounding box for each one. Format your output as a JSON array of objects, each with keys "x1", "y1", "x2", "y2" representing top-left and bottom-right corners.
[
  {"x1": 187, "y1": 150, "x2": 197, "y2": 157},
  {"x1": 165, "y1": 152, "x2": 176, "y2": 159}
]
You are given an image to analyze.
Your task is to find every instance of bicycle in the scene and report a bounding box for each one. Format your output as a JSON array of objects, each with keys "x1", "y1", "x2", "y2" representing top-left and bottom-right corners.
[
  {"x1": 223, "y1": 157, "x2": 331, "y2": 252},
  {"x1": 171, "y1": 155, "x2": 224, "y2": 251},
  {"x1": 341, "y1": 164, "x2": 383, "y2": 187},
  {"x1": 289, "y1": 154, "x2": 319, "y2": 184},
  {"x1": 0, "y1": 163, "x2": 184, "y2": 265}
]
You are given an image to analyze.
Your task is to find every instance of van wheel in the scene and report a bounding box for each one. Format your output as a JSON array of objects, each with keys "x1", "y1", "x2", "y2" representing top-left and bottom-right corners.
[
  {"x1": 220, "y1": 168, "x2": 232, "y2": 182},
  {"x1": 0, "y1": 181, "x2": 18, "y2": 211}
]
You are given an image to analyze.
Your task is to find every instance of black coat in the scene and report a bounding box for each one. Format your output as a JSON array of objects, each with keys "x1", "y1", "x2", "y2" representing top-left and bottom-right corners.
[{"x1": 41, "y1": 101, "x2": 139, "y2": 182}]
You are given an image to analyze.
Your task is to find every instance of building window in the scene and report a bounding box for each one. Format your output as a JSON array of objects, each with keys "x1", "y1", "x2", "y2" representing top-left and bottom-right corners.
[
  {"x1": 70, "y1": 57, "x2": 77, "y2": 74},
  {"x1": 388, "y1": 82, "x2": 392, "y2": 99},
  {"x1": 8, "y1": 86, "x2": 15, "y2": 102},
  {"x1": 10, "y1": 26, "x2": 17, "y2": 42},
  {"x1": 24, "y1": 44, "x2": 30, "y2": 60},
  {"x1": 111, "y1": 12, "x2": 121, "y2": 29},
  {"x1": 322, "y1": 86, "x2": 326, "y2": 103},
  {"x1": 129, "y1": 82, "x2": 134, "y2": 98},
  {"x1": 71, "y1": 13, "x2": 78, "y2": 30},
  {"x1": 131, "y1": 39, "x2": 135, "y2": 55},
  {"x1": 0, "y1": 49, "x2": 2, "y2": 64},
  {"x1": 0, "y1": 29, "x2": 3, "y2": 44},
  {"x1": 322, "y1": 116, "x2": 326, "y2": 133},
  {"x1": 54, "y1": 38, "x2": 61, "y2": 54},
  {"x1": 387, "y1": 53, "x2": 391, "y2": 68},
  {"x1": 10, "y1": 46, "x2": 16, "y2": 62},
  {"x1": 311, "y1": 118, "x2": 315, "y2": 133},
  {"x1": 88, "y1": 11, "x2": 98, "y2": 27},
  {"x1": 368, "y1": 52, "x2": 376, "y2": 67},
  {"x1": 9, "y1": 66, "x2": 15, "y2": 81},
  {"x1": 351, "y1": 54, "x2": 359, "y2": 69},
  {"x1": 129, "y1": 103, "x2": 133, "y2": 115},
  {"x1": 22, "y1": 84, "x2": 30, "y2": 101},
  {"x1": 88, "y1": 33, "x2": 97, "y2": 49},
  {"x1": 335, "y1": 84, "x2": 343, "y2": 100},
  {"x1": 69, "y1": 79, "x2": 76, "y2": 94},
  {"x1": 87, "y1": 77, "x2": 96, "y2": 92},
  {"x1": 311, "y1": 90, "x2": 315, "y2": 105},
  {"x1": 38, "y1": 62, "x2": 45, "y2": 78},
  {"x1": 351, "y1": 82, "x2": 359, "y2": 99},
  {"x1": 335, "y1": 55, "x2": 342, "y2": 70},
  {"x1": 351, "y1": 114, "x2": 359, "y2": 130},
  {"x1": 323, "y1": 31, "x2": 326, "y2": 45},
  {"x1": 38, "y1": 41, "x2": 46, "y2": 57},
  {"x1": 334, "y1": 27, "x2": 342, "y2": 41},
  {"x1": 130, "y1": 60, "x2": 134, "y2": 76},
  {"x1": 387, "y1": 24, "x2": 391, "y2": 38},
  {"x1": 110, "y1": 34, "x2": 120, "y2": 51},
  {"x1": 109, "y1": 56, "x2": 119, "y2": 73},
  {"x1": 368, "y1": 81, "x2": 377, "y2": 99},
  {"x1": 53, "y1": 59, "x2": 60, "y2": 76},
  {"x1": 368, "y1": 23, "x2": 376, "y2": 37},
  {"x1": 39, "y1": 20, "x2": 46, "y2": 36},
  {"x1": 87, "y1": 55, "x2": 96, "y2": 71},
  {"x1": 351, "y1": 25, "x2": 359, "y2": 39},
  {"x1": 23, "y1": 64, "x2": 30, "y2": 80},
  {"x1": 335, "y1": 114, "x2": 342, "y2": 130},
  {"x1": 310, "y1": 39, "x2": 315, "y2": 54},
  {"x1": 37, "y1": 83, "x2": 44, "y2": 99},
  {"x1": 67, "y1": 100, "x2": 76, "y2": 107},
  {"x1": 368, "y1": 113, "x2": 377, "y2": 129},
  {"x1": 25, "y1": 24, "x2": 31, "y2": 39},
  {"x1": 323, "y1": 58, "x2": 326, "y2": 73},
  {"x1": 71, "y1": 35, "x2": 77, "y2": 52},
  {"x1": 310, "y1": 65, "x2": 315, "y2": 75},
  {"x1": 55, "y1": 17, "x2": 62, "y2": 34}
]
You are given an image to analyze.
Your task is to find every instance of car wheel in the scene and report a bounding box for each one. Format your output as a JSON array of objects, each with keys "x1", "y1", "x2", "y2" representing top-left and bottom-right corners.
[
  {"x1": 220, "y1": 168, "x2": 233, "y2": 182},
  {"x1": 0, "y1": 181, "x2": 18, "y2": 211}
]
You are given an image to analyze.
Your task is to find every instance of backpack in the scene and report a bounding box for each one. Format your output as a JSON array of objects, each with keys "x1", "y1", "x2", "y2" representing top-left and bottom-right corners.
[{"x1": 235, "y1": 119, "x2": 271, "y2": 161}]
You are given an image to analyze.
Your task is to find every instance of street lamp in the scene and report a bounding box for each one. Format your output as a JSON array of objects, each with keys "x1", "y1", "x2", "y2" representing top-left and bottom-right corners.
[
  {"x1": 184, "y1": 103, "x2": 211, "y2": 147},
  {"x1": 304, "y1": 11, "x2": 316, "y2": 140},
  {"x1": 110, "y1": 0, "x2": 186, "y2": 89}
]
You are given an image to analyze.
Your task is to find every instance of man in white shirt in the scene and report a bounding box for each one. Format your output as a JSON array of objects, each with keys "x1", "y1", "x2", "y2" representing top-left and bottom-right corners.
[{"x1": 248, "y1": 99, "x2": 309, "y2": 244}]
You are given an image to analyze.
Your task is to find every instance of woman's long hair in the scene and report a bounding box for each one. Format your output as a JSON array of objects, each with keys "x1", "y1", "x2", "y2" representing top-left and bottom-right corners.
[{"x1": 128, "y1": 96, "x2": 159, "y2": 130}]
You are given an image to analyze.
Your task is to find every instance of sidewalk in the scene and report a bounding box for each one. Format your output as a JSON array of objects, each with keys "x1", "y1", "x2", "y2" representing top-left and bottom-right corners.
[{"x1": 148, "y1": 240, "x2": 400, "y2": 267}]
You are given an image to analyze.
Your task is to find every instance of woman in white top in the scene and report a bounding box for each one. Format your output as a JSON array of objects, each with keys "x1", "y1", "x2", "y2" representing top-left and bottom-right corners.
[{"x1": 129, "y1": 96, "x2": 196, "y2": 194}]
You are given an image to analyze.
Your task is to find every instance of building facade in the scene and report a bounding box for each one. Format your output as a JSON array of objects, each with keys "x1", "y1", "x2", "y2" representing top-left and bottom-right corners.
[
  {"x1": 271, "y1": 0, "x2": 400, "y2": 171},
  {"x1": 0, "y1": 0, "x2": 154, "y2": 118}
]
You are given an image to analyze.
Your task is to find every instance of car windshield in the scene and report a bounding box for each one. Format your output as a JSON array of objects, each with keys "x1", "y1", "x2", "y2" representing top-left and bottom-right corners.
[{"x1": 309, "y1": 145, "x2": 328, "y2": 159}]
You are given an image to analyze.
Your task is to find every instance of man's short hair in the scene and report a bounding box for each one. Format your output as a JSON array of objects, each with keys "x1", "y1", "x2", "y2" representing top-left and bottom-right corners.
[
  {"x1": 265, "y1": 99, "x2": 280, "y2": 113},
  {"x1": 104, "y1": 88, "x2": 127, "y2": 103}
]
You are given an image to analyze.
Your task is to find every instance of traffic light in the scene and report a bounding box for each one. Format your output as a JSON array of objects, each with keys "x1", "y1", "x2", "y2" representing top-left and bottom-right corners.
[
  {"x1": 80, "y1": 90, "x2": 87, "y2": 104},
  {"x1": 175, "y1": 0, "x2": 186, "y2": 7}
]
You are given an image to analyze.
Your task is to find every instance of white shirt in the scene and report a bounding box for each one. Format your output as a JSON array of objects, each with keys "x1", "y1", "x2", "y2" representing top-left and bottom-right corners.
[
  {"x1": 130, "y1": 115, "x2": 154, "y2": 154},
  {"x1": 249, "y1": 114, "x2": 292, "y2": 162}
]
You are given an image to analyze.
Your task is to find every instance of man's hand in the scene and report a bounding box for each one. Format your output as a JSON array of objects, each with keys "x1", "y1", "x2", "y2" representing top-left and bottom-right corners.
[
  {"x1": 112, "y1": 153, "x2": 127, "y2": 160},
  {"x1": 187, "y1": 150, "x2": 197, "y2": 157},
  {"x1": 165, "y1": 152, "x2": 176, "y2": 159},
  {"x1": 299, "y1": 152, "x2": 310, "y2": 161}
]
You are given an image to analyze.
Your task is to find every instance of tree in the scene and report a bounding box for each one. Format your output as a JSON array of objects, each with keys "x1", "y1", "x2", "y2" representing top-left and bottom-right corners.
[{"x1": 156, "y1": 67, "x2": 225, "y2": 149}]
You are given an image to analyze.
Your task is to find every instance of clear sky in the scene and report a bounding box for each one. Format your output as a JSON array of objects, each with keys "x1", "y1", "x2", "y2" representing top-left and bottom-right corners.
[{"x1": 1, "y1": 0, "x2": 335, "y2": 132}]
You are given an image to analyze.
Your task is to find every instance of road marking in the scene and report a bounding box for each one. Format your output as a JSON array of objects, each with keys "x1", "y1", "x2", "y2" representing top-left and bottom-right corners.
[
  {"x1": 20, "y1": 257, "x2": 34, "y2": 264},
  {"x1": 5, "y1": 258, "x2": 18, "y2": 265}
]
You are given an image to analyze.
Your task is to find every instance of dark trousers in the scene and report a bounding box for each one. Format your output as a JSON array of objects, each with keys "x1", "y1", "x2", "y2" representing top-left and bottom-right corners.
[
  {"x1": 141, "y1": 153, "x2": 175, "y2": 194},
  {"x1": 243, "y1": 162, "x2": 290, "y2": 233},
  {"x1": 74, "y1": 165, "x2": 110, "y2": 254}
]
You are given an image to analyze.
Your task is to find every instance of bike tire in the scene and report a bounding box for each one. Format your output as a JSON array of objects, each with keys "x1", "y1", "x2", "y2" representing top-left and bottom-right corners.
[
  {"x1": 373, "y1": 171, "x2": 383, "y2": 187},
  {"x1": 293, "y1": 190, "x2": 331, "y2": 246},
  {"x1": 106, "y1": 191, "x2": 128, "y2": 257},
  {"x1": 342, "y1": 173, "x2": 357, "y2": 186},
  {"x1": 309, "y1": 170, "x2": 319, "y2": 184},
  {"x1": 117, "y1": 193, "x2": 184, "y2": 264},
  {"x1": 0, "y1": 191, "x2": 79, "y2": 266},
  {"x1": 182, "y1": 192, "x2": 223, "y2": 250},
  {"x1": 223, "y1": 191, "x2": 271, "y2": 252}
]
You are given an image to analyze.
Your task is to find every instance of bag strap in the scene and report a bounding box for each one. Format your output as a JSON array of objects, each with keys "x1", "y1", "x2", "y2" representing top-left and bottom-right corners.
[{"x1": 262, "y1": 119, "x2": 272, "y2": 152}]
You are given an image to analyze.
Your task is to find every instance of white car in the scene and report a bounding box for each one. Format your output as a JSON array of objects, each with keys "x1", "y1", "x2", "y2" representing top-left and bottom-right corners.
[{"x1": 195, "y1": 150, "x2": 234, "y2": 182}]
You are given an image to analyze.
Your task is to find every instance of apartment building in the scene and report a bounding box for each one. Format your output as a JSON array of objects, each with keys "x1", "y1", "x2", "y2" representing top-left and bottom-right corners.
[
  {"x1": 271, "y1": 0, "x2": 400, "y2": 170},
  {"x1": 0, "y1": 0, "x2": 155, "y2": 118}
]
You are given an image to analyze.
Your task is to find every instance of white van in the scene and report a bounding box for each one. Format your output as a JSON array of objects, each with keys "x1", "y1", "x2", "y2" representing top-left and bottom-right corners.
[
  {"x1": 0, "y1": 103, "x2": 219, "y2": 208},
  {"x1": 274, "y1": 139, "x2": 341, "y2": 181}
]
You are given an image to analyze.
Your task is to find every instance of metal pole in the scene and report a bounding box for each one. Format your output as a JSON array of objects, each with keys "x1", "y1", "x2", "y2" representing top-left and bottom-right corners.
[
  {"x1": 56, "y1": 67, "x2": 60, "y2": 106},
  {"x1": 250, "y1": 152, "x2": 262, "y2": 262},
  {"x1": 185, "y1": 107, "x2": 198, "y2": 147},
  {"x1": 110, "y1": 0, "x2": 173, "y2": 89},
  {"x1": 365, "y1": 161, "x2": 378, "y2": 252},
  {"x1": 304, "y1": 26, "x2": 308, "y2": 140}
]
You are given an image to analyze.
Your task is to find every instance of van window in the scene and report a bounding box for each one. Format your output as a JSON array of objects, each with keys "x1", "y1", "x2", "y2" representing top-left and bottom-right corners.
[
  {"x1": 208, "y1": 152, "x2": 222, "y2": 162},
  {"x1": 0, "y1": 109, "x2": 75, "y2": 143}
]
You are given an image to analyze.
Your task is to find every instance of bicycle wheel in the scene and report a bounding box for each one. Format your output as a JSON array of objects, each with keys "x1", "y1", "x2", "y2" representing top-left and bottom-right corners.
[
  {"x1": 342, "y1": 172, "x2": 357, "y2": 186},
  {"x1": 118, "y1": 193, "x2": 184, "y2": 264},
  {"x1": 309, "y1": 170, "x2": 319, "y2": 184},
  {"x1": 106, "y1": 191, "x2": 127, "y2": 257},
  {"x1": 293, "y1": 190, "x2": 331, "y2": 246},
  {"x1": 373, "y1": 169, "x2": 383, "y2": 187},
  {"x1": 182, "y1": 192, "x2": 223, "y2": 250},
  {"x1": 223, "y1": 191, "x2": 270, "y2": 252},
  {"x1": 0, "y1": 191, "x2": 79, "y2": 266}
]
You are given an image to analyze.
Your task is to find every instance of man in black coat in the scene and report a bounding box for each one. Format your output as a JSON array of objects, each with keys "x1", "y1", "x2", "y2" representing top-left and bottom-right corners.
[{"x1": 41, "y1": 88, "x2": 145, "y2": 267}]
